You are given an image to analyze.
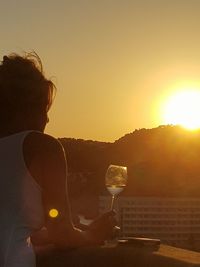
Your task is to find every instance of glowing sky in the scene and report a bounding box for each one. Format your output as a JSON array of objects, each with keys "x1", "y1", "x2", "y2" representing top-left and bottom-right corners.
[{"x1": 1, "y1": 0, "x2": 200, "y2": 141}]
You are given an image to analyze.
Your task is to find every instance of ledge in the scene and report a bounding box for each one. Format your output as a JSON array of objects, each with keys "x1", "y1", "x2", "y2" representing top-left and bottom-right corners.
[
  {"x1": 36, "y1": 244, "x2": 200, "y2": 267},
  {"x1": 155, "y1": 245, "x2": 200, "y2": 266}
]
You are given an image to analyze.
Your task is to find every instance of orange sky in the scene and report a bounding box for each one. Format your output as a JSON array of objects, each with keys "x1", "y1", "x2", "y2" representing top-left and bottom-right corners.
[{"x1": 1, "y1": 1, "x2": 200, "y2": 141}]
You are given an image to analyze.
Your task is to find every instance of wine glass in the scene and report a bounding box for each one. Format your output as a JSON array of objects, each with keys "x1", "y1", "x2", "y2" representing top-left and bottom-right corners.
[{"x1": 105, "y1": 165, "x2": 127, "y2": 210}]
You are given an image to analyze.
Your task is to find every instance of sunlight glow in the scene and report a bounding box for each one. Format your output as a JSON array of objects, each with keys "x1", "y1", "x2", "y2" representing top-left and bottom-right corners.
[{"x1": 163, "y1": 89, "x2": 200, "y2": 130}]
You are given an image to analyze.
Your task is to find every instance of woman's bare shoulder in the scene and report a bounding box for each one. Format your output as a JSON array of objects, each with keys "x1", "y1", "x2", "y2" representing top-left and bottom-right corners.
[
  {"x1": 24, "y1": 131, "x2": 64, "y2": 157},
  {"x1": 23, "y1": 131, "x2": 66, "y2": 187}
]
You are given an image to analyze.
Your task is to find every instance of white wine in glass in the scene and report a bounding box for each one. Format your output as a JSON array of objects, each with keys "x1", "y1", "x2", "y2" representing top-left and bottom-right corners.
[{"x1": 105, "y1": 165, "x2": 127, "y2": 210}]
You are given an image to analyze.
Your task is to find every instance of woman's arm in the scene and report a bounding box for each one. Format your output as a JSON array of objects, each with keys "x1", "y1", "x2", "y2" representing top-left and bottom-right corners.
[{"x1": 24, "y1": 132, "x2": 115, "y2": 248}]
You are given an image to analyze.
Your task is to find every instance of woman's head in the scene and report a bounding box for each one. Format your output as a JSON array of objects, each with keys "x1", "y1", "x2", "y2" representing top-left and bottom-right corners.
[{"x1": 0, "y1": 52, "x2": 56, "y2": 133}]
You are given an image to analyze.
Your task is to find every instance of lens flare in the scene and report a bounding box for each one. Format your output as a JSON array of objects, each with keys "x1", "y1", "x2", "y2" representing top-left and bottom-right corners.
[{"x1": 49, "y1": 208, "x2": 59, "y2": 218}]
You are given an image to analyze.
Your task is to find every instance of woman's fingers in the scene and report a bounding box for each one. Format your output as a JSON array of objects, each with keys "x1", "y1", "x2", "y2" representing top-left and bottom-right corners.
[
  {"x1": 89, "y1": 211, "x2": 116, "y2": 230},
  {"x1": 86, "y1": 210, "x2": 120, "y2": 244}
]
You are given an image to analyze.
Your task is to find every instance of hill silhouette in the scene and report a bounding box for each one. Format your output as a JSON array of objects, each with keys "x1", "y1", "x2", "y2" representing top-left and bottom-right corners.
[
  {"x1": 60, "y1": 125, "x2": 200, "y2": 197},
  {"x1": 59, "y1": 125, "x2": 200, "y2": 215}
]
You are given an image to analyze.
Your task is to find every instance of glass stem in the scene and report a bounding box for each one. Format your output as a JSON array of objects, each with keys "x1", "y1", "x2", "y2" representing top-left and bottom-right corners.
[{"x1": 110, "y1": 195, "x2": 115, "y2": 210}]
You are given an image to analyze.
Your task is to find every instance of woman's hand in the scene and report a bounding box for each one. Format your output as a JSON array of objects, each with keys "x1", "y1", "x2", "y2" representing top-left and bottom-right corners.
[{"x1": 86, "y1": 210, "x2": 119, "y2": 245}]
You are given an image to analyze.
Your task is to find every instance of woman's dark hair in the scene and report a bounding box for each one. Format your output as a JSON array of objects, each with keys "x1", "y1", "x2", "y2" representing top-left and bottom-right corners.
[{"x1": 0, "y1": 52, "x2": 56, "y2": 132}]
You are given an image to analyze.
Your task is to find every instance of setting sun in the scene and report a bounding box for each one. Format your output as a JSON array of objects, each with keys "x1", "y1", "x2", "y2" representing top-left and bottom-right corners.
[{"x1": 163, "y1": 89, "x2": 200, "y2": 130}]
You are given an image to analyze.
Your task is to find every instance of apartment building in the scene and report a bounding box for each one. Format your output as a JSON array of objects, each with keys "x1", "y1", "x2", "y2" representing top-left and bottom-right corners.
[{"x1": 99, "y1": 196, "x2": 200, "y2": 250}]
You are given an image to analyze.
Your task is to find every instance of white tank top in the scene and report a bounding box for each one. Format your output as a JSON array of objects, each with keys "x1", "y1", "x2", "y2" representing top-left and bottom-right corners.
[{"x1": 0, "y1": 131, "x2": 45, "y2": 267}]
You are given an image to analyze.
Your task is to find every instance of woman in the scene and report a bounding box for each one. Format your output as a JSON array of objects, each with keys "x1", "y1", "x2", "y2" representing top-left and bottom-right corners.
[{"x1": 0, "y1": 53, "x2": 116, "y2": 267}]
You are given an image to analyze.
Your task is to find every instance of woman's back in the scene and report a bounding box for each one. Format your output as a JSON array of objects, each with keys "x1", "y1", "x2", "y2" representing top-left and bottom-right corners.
[
  {"x1": 0, "y1": 52, "x2": 117, "y2": 267},
  {"x1": 0, "y1": 131, "x2": 44, "y2": 267}
]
